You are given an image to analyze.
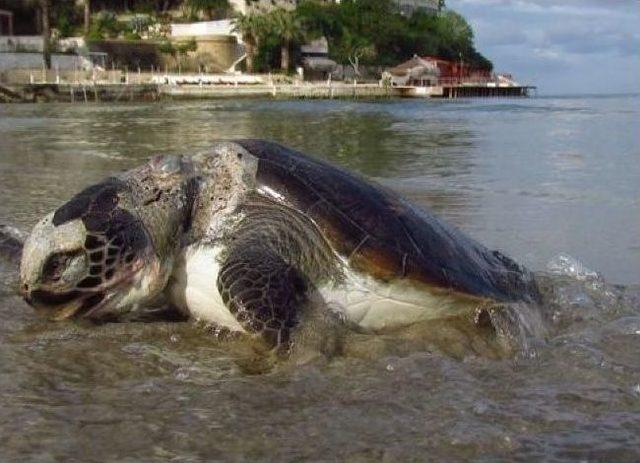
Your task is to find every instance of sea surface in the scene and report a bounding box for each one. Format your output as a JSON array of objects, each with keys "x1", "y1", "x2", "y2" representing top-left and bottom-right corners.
[{"x1": 0, "y1": 95, "x2": 639, "y2": 461}]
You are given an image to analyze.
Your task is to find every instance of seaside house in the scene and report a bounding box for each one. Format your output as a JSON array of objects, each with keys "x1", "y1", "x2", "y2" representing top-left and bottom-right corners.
[
  {"x1": 385, "y1": 55, "x2": 528, "y2": 97},
  {"x1": 421, "y1": 56, "x2": 491, "y2": 85},
  {"x1": 385, "y1": 55, "x2": 439, "y2": 87}
]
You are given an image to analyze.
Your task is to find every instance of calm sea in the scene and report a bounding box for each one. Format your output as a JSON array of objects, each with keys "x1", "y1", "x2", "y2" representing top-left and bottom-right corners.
[{"x1": 0, "y1": 95, "x2": 638, "y2": 461}]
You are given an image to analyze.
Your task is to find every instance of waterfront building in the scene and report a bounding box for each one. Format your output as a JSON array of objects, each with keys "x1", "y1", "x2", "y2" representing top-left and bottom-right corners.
[
  {"x1": 387, "y1": 55, "x2": 493, "y2": 87},
  {"x1": 421, "y1": 56, "x2": 491, "y2": 85},
  {"x1": 386, "y1": 55, "x2": 439, "y2": 86}
]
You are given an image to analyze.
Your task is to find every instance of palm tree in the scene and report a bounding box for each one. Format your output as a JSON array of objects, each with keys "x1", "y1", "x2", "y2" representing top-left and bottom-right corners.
[
  {"x1": 187, "y1": 0, "x2": 230, "y2": 20},
  {"x1": 232, "y1": 13, "x2": 266, "y2": 73},
  {"x1": 268, "y1": 8, "x2": 305, "y2": 72},
  {"x1": 84, "y1": 0, "x2": 91, "y2": 35},
  {"x1": 41, "y1": 0, "x2": 51, "y2": 69}
]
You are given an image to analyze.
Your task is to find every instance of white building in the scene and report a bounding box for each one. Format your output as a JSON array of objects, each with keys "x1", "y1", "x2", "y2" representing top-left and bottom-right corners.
[
  {"x1": 230, "y1": 0, "x2": 438, "y2": 16},
  {"x1": 229, "y1": 0, "x2": 338, "y2": 14},
  {"x1": 385, "y1": 55, "x2": 440, "y2": 86},
  {"x1": 396, "y1": 0, "x2": 440, "y2": 16}
]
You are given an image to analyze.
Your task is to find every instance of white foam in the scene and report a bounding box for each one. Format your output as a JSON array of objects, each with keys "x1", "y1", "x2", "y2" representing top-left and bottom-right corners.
[{"x1": 547, "y1": 253, "x2": 600, "y2": 281}]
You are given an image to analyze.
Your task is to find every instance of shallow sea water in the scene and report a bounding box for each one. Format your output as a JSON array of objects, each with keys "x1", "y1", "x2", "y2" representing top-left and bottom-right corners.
[{"x1": 0, "y1": 95, "x2": 639, "y2": 461}]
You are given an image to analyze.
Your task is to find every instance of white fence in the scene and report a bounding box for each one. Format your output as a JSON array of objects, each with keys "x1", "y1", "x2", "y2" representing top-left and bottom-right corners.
[
  {"x1": 151, "y1": 73, "x2": 263, "y2": 85},
  {"x1": 170, "y1": 20, "x2": 238, "y2": 39}
]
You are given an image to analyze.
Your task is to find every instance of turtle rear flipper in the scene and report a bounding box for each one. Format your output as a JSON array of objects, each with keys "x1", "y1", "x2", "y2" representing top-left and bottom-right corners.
[{"x1": 217, "y1": 244, "x2": 308, "y2": 351}]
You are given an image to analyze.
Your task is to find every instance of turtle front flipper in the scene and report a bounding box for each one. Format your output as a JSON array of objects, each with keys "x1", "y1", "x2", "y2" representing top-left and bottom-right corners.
[{"x1": 217, "y1": 244, "x2": 308, "y2": 350}]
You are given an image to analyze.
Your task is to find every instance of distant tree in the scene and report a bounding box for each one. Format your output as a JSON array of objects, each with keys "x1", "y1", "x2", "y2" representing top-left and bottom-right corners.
[
  {"x1": 230, "y1": 0, "x2": 491, "y2": 74},
  {"x1": 296, "y1": 0, "x2": 341, "y2": 38},
  {"x1": 439, "y1": 11, "x2": 493, "y2": 69},
  {"x1": 307, "y1": 0, "x2": 390, "y2": 69},
  {"x1": 86, "y1": 11, "x2": 119, "y2": 40},
  {"x1": 45, "y1": 0, "x2": 80, "y2": 38},
  {"x1": 332, "y1": 29, "x2": 376, "y2": 77},
  {"x1": 439, "y1": 10, "x2": 473, "y2": 44},
  {"x1": 233, "y1": 13, "x2": 267, "y2": 73}
]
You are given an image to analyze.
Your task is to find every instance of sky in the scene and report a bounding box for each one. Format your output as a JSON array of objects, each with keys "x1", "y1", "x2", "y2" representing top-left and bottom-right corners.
[{"x1": 447, "y1": 0, "x2": 640, "y2": 95}]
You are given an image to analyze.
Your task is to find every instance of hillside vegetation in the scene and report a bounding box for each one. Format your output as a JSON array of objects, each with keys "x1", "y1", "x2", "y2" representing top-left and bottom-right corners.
[{"x1": 41, "y1": 0, "x2": 492, "y2": 73}]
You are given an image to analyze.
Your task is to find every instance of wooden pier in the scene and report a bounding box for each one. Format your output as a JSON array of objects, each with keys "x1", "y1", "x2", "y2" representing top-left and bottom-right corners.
[
  {"x1": 441, "y1": 85, "x2": 534, "y2": 98},
  {"x1": 398, "y1": 84, "x2": 535, "y2": 98}
]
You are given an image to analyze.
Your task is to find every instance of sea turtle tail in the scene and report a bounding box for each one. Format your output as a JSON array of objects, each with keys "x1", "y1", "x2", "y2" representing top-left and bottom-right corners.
[{"x1": 0, "y1": 224, "x2": 24, "y2": 265}]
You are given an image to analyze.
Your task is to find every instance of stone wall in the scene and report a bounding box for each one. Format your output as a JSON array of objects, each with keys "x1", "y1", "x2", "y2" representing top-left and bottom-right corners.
[
  {"x1": 87, "y1": 40, "x2": 162, "y2": 70},
  {"x1": 171, "y1": 35, "x2": 243, "y2": 72},
  {"x1": 0, "y1": 36, "x2": 43, "y2": 53}
]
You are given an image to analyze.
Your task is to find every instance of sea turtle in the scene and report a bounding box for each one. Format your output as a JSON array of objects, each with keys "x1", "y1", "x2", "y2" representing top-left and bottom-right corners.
[{"x1": 10, "y1": 140, "x2": 540, "y2": 349}]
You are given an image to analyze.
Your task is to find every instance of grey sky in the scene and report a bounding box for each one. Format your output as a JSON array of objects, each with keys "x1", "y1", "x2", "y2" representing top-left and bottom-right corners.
[{"x1": 447, "y1": 0, "x2": 640, "y2": 94}]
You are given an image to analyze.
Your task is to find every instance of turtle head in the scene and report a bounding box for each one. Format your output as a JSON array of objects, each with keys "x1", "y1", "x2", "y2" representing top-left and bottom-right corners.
[{"x1": 20, "y1": 177, "x2": 170, "y2": 321}]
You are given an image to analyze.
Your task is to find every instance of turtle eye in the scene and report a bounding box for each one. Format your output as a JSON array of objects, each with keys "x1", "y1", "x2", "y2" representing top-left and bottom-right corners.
[{"x1": 42, "y1": 250, "x2": 84, "y2": 283}]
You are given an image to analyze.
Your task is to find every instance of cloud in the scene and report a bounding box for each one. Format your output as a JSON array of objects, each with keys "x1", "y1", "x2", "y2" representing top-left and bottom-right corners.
[
  {"x1": 532, "y1": 48, "x2": 564, "y2": 62},
  {"x1": 473, "y1": 20, "x2": 528, "y2": 47},
  {"x1": 447, "y1": 0, "x2": 640, "y2": 94},
  {"x1": 539, "y1": 18, "x2": 639, "y2": 57},
  {"x1": 455, "y1": 0, "x2": 637, "y2": 13}
]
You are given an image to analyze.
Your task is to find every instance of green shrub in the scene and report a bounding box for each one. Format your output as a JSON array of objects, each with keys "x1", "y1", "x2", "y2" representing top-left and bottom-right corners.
[
  {"x1": 86, "y1": 11, "x2": 120, "y2": 40},
  {"x1": 175, "y1": 39, "x2": 197, "y2": 55},
  {"x1": 86, "y1": 25, "x2": 104, "y2": 41},
  {"x1": 130, "y1": 14, "x2": 152, "y2": 35},
  {"x1": 124, "y1": 31, "x2": 142, "y2": 41},
  {"x1": 158, "y1": 40, "x2": 175, "y2": 55}
]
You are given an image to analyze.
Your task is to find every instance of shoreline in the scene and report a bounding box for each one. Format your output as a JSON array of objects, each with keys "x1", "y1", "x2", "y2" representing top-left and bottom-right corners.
[{"x1": 0, "y1": 81, "x2": 534, "y2": 104}]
